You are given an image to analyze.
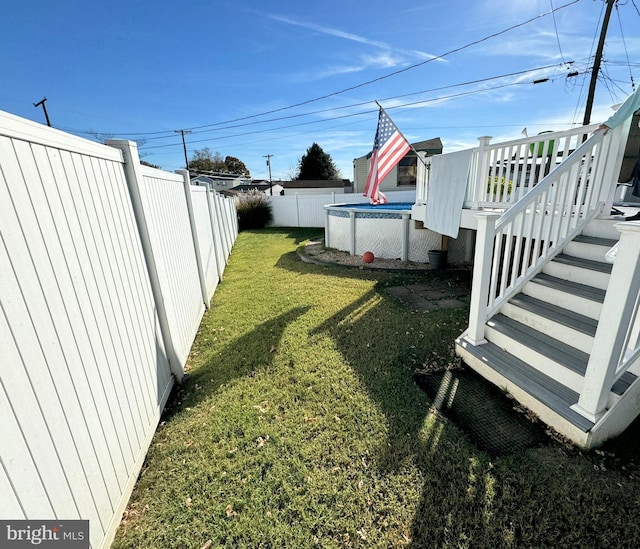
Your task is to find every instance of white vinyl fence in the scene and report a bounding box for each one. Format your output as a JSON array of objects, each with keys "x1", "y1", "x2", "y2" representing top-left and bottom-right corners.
[
  {"x1": 0, "y1": 111, "x2": 237, "y2": 549},
  {"x1": 268, "y1": 190, "x2": 416, "y2": 227}
]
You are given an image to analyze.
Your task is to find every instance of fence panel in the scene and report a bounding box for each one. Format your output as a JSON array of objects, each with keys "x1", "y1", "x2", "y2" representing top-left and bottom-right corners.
[
  {"x1": 268, "y1": 191, "x2": 416, "y2": 227},
  {"x1": 0, "y1": 111, "x2": 174, "y2": 549},
  {"x1": 191, "y1": 184, "x2": 220, "y2": 301},
  {"x1": 139, "y1": 166, "x2": 205, "y2": 367}
]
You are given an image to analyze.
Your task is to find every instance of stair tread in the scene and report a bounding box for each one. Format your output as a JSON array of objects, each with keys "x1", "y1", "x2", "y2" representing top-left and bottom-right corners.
[
  {"x1": 554, "y1": 253, "x2": 613, "y2": 274},
  {"x1": 458, "y1": 338, "x2": 595, "y2": 432},
  {"x1": 573, "y1": 234, "x2": 618, "y2": 248},
  {"x1": 530, "y1": 273, "x2": 606, "y2": 303},
  {"x1": 490, "y1": 314, "x2": 589, "y2": 374},
  {"x1": 490, "y1": 314, "x2": 636, "y2": 396},
  {"x1": 509, "y1": 294, "x2": 598, "y2": 336}
]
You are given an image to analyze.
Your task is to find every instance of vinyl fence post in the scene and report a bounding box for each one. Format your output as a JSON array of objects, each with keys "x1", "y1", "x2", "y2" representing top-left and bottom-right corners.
[
  {"x1": 106, "y1": 139, "x2": 185, "y2": 381},
  {"x1": 177, "y1": 169, "x2": 209, "y2": 308}
]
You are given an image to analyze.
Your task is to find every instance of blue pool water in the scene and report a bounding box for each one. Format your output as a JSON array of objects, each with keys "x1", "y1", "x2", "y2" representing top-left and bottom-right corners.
[{"x1": 333, "y1": 202, "x2": 413, "y2": 211}]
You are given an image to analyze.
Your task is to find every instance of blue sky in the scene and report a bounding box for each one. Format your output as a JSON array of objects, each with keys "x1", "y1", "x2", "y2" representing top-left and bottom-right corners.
[{"x1": 1, "y1": 0, "x2": 639, "y2": 180}]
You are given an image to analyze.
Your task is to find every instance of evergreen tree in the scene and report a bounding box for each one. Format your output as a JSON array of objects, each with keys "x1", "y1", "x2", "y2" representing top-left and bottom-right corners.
[{"x1": 295, "y1": 143, "x2": 340, "y2": 180}]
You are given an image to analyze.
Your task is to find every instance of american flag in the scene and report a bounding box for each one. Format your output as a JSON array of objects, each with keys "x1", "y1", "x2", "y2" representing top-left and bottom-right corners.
[{"x1": 363, "y1": 107, "x2": 411, "y2": 204}]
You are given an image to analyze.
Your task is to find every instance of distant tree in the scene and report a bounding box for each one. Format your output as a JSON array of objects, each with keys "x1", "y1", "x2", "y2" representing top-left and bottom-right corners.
[
  {"x1": 140, "y1": 159, "x2": 162, "y2": 169},
  {"x1": 295, "y1": 143, "x2": 340, "y2": 180},
  {"x1": 188, "y1": 148, "x2": 225, "y2": 174},
  {"x1": 188, "y1": 148, "x2": 251, "y2": 176},
  {"x1": 224, "y1": 155, "x2": 250, "y2": 176}
]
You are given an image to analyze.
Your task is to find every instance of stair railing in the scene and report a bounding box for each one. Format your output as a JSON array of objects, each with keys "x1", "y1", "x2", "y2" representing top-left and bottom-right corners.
[
  {"x1": 464, "y1": 125, "x2": 600, "y2": 209},
  {"x1": 572, "y1": 221, "x2": 640, "y2": 422},
  {"x1": 466, "y1": 124, "x2": 626, "y2": 345}
]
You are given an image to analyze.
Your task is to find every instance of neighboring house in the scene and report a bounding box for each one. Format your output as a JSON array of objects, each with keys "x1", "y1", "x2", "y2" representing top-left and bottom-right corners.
[
  {"x1": 191, "y1": 174, "x2": 251, "y2": 193},
  {"x1": 411, "y1": 89, "x2": 640, "y2": 449},
  {"x1": 353, "y1": 138, "x2": 442, "y2": 193},
  {"x1": 279, "y1": 179, "x2": 354, "y2": 195},
  {"x1": 218, "y1": 181, "x2": 283, "y2": 197}
]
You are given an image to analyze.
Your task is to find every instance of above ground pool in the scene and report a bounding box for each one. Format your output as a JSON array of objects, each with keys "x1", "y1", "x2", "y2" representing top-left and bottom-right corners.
[{"x1": 323, "y1": 202, "x2": 443, "y2": 263}]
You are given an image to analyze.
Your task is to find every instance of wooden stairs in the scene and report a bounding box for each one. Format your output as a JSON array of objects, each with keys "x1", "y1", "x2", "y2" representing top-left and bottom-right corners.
[{"x1": 456, "y1": 216, "x2": 640, "y2": 447}]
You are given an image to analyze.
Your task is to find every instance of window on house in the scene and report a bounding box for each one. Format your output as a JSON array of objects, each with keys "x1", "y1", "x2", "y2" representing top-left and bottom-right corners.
[{"x1": 397, "y1": 155, "x2": 417, "y2": 186}]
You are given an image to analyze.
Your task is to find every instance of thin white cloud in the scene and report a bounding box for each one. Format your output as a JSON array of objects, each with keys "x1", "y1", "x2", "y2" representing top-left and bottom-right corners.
[
  {"x1": 268, "y1": 13, "x2": 440, "y2": 62},
  {"x1": 293, "y1": 52, "x2": 409, "y2": 82},
  {"x1": 269, "y1": 14, "x2": 390, "y2": 49}
]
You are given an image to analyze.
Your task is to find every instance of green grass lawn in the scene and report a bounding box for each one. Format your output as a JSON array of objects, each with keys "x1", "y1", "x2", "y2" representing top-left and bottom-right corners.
[{"x1": 113, "y1": 228, "x2": 640, "y2": 548}]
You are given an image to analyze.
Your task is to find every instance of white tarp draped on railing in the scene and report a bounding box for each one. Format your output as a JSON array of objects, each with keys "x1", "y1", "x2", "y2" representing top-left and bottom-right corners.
[{"x1": 424, "y1": 149, "x2": 473, "y2": 238}]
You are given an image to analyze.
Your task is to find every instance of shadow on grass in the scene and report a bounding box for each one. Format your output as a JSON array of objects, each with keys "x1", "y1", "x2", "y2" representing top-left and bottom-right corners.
[
  {"x1": 310, "y1": 291, "x2": 500, "y2": 547},
  {"x1": 311, "y1": 288, "x2": 505, "y2": 545},
  {"x1": 275, "y1": 248, "x2": 471, "y2": 291},
  {"x1": 310, "y1": 279, "x2": 640, "y2": 547},
  {"x1": 161, "y1": 306, "x2": 311, "y2": 422},
  {"x1": 244, "y1": 227, "x2": 324, "y2": 245}
]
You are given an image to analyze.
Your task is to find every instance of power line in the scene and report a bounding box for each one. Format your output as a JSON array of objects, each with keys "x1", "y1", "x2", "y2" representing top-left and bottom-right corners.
[
  {"x1": 60, "y1": 0, "x2": 582, "y2": 140},
  {"x1": 549, "y1": 0, "x2": 567, "y2": 63},
  {"x1": 139, "y1": 78, "x2": 554, "y2": 152},
  {"x1": 571, "y1": 0, "x2": 605, "y2": 124},
  {"x1": 184, "y1": 0, "x2": 582, "y2": 133},
  {"x1": 615, "y1": 0, "x2": 636, "y2": 91},
  {"x1": 135, "y1": 62, "x2": 572, "y2": 148}
]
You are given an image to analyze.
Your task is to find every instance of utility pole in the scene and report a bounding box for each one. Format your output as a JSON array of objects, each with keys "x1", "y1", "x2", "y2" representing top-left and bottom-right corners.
[
  {"x1": 264, "y1": 154, "x2": 273, "y2": 195},
  {"x1": 583, "y1": 0, "x2": 616, "y2": 126},
  {"x1": 175, "y1": 129, "x2": 192, "y2": 170},
  {"x1": 33, "y1": 97, "x2": 51, "y2": 127}
]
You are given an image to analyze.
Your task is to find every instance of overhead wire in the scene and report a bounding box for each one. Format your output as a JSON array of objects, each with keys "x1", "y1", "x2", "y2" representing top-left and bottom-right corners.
[
  {"x1": 61, "y1": 0, "x2": 583, "y2": 139},
  {"x1": 570, "y1": 0, "x2": 605, "y2": 124},
  {"x1": 139, "y1": 76, "x2": 572, "y2": 152},
  {"x1": 134, "y1": 62, "x2": 570, "y2": 145},
  {"x1": 615, "y1": 0, "x2": 636, "y2": 91},
  {"x1": 549, "y1": 0, "x2": 567, "y2": 63}
]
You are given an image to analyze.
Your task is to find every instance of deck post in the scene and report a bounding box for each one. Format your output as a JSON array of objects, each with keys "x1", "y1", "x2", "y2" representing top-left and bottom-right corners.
[
  {"x1": 572, "y1": 221, "x2": 640, "y2": 422},
  {"x1": 472, "y1": 136, "x2": 492, "y2": 209},
  {"x1": 465, "y1": 212, "x2": 500, "y2": 345},
  {"x1": 596, "y1": 120, "x2": 631, "y2": 215}
]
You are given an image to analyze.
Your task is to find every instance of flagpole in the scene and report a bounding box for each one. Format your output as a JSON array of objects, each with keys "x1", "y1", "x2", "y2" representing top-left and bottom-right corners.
[{"x1": 374, "y1": 101, "x2": 429, "y2": 169}]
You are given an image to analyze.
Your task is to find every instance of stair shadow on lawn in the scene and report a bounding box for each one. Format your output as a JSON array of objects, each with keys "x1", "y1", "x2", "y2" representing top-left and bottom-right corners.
[{"x1": 413, "y1": 366, "x2": 551, "y2": 459}]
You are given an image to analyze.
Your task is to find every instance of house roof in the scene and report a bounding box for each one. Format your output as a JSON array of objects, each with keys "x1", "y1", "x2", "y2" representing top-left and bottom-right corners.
[
  {"x1": 280, "y1": 179, "x2": 352, "y2": 189},
  {"x1": 357, "y1": 137, "x2": 443, "y2": 160},
  {"x1": 228, "y1": 183, "x2": 271, "y2": 192},
  {"x1": 410, "y1": 138, "x2": 443, "y2": 152}
]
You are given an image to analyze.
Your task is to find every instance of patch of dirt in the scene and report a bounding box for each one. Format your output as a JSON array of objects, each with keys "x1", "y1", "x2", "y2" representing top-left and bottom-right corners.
[
  {"x1": 298, "y1": 240, "x2": 472, "y2": 312},
  {"x1": 299, "y1": 240, "x2": 431, "y2": 271}
]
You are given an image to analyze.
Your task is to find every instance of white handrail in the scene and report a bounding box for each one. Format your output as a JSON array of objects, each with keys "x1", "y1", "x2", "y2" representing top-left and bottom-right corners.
[
  {"x1": 466, "y1": 126, "x2": 619, "y2": 344},
  {"x1": 466, "y1": 124, "x2": 600, "y2": 208}
]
